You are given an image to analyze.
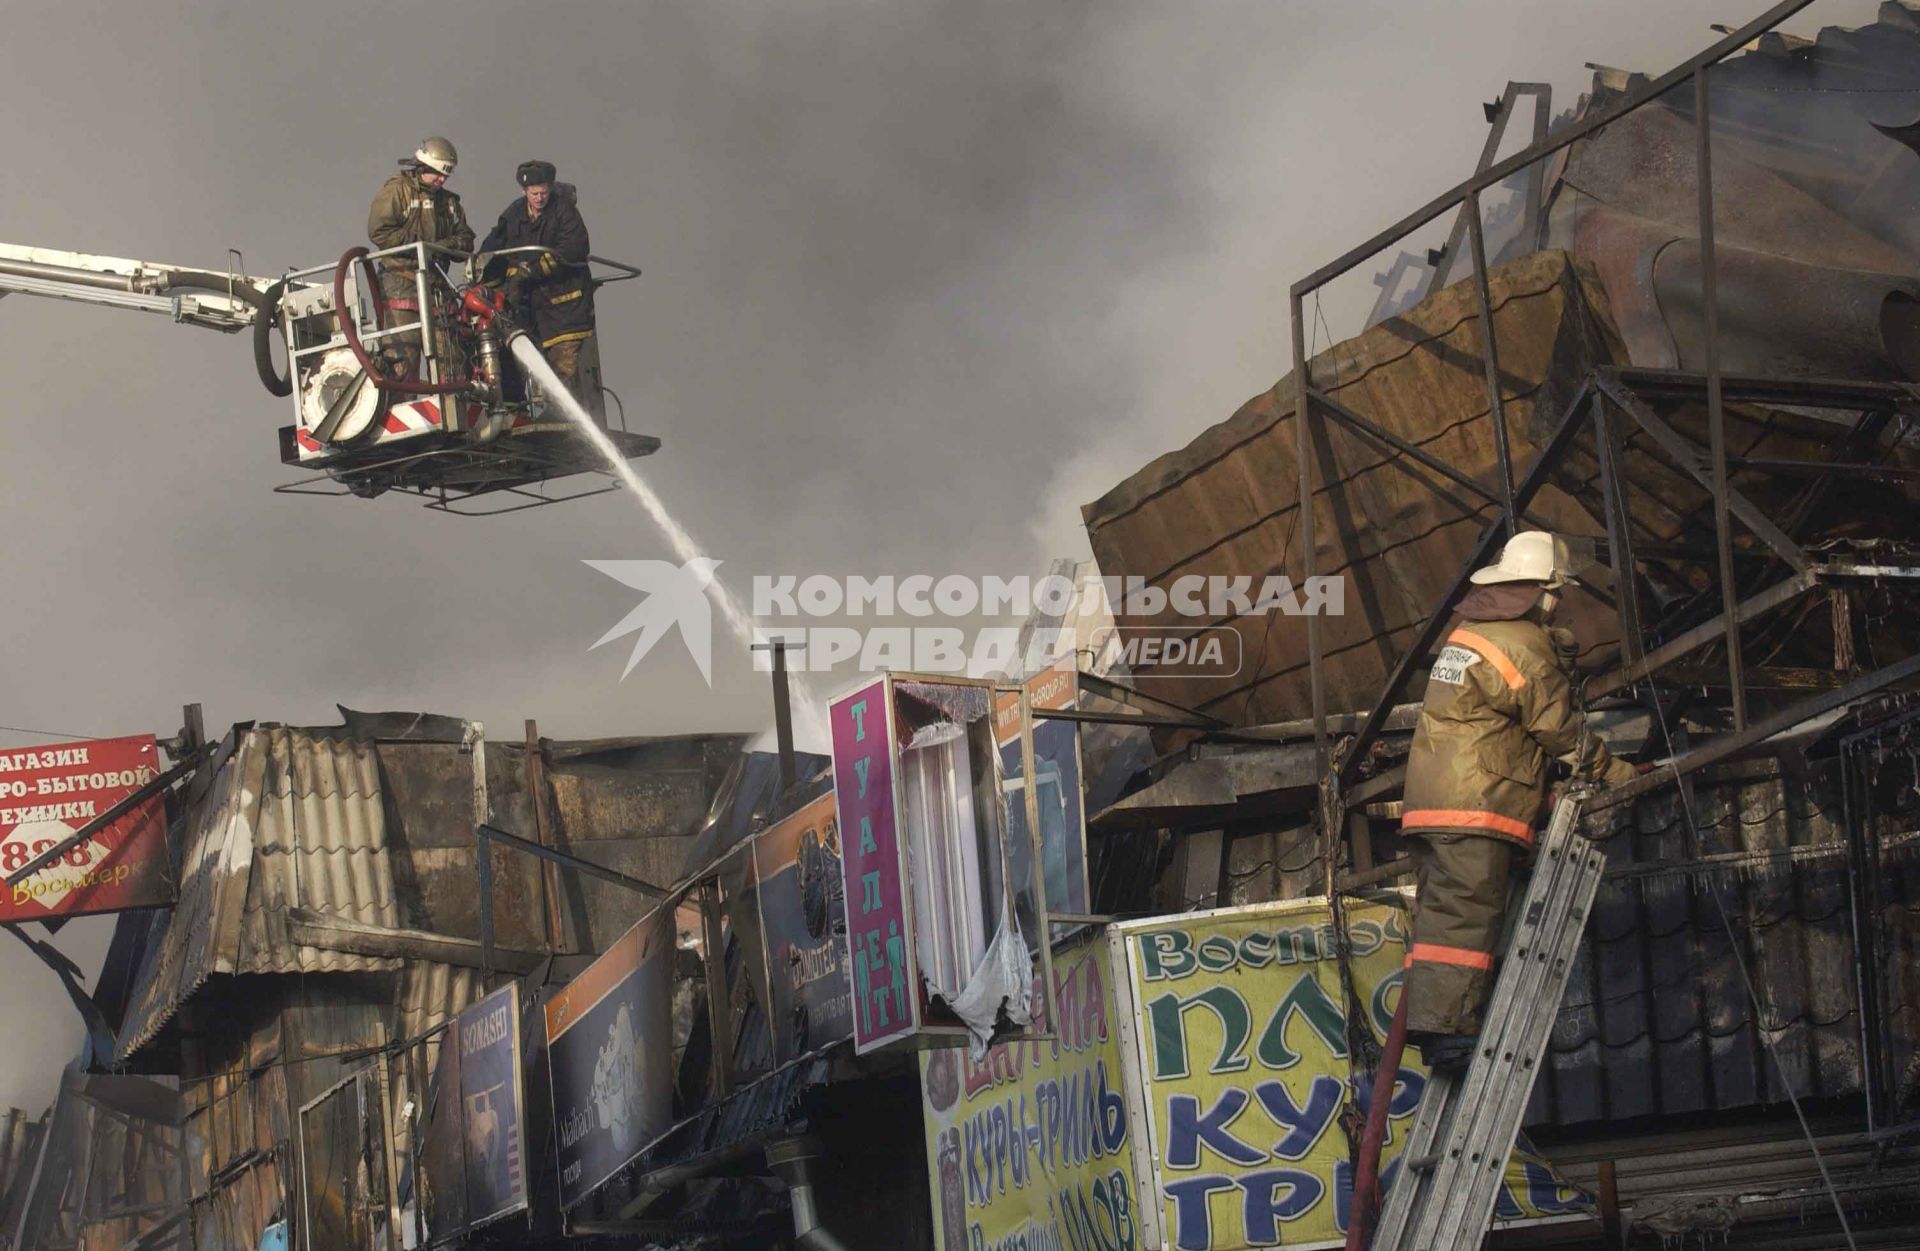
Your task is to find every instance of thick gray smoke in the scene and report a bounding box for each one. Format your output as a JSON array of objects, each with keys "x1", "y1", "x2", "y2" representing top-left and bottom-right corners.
[{"x1": 0, "y1": 0, "x2": 1882, "y2": 1112}]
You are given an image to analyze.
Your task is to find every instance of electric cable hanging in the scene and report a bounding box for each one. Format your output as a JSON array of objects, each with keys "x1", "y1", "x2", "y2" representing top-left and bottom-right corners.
[{"x1": 1631, "y1": 670, "x2": 1862, "y2": 1249}]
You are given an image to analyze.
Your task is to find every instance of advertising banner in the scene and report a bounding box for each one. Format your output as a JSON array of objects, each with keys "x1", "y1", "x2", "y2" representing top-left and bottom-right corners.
[
  {"x1": 458, "y1": 984, "x2": 527, "y2": 1228},
  {"x1": 830, "y1": 678, "x2": 918, "y2": 1053},
  {"x1": 0, "y1": 735, "x2": 172, "y2": 921},
  {"x1": 922, "y1": 938, "x2": 1141, "y2": 1251},
  {"x1": 545, "y1": 912, "x2": 674, "y2": 1209},
  {"x1": 750, "y1": 791, "x2": 854, "y2": 1061},
  {"x1": 993, "y1": 663, "x2": 1090, "y2": 920},
  {"x1": 1110, "y1": 899, "x2": 1590, "y2": 1250}
]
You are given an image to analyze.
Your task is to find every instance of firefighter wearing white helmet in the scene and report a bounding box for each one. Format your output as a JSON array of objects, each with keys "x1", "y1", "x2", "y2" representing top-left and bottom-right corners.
[
  {"x1": 366, "y1": 136, "x2": 475, "y2": 379},
  {"x1": 1398, "y1": 530, "x2": 1640, "y2": 1074}
]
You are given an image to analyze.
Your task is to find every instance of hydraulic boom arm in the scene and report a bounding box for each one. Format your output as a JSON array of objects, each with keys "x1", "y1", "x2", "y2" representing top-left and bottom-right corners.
[{"x1": 0, "y1": 242, "x2": 273, "y2": 333}]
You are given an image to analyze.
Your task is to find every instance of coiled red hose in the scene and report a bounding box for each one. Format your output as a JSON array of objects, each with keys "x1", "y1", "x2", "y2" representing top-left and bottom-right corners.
[{"x1": 333, "y1": 246, "x2": 470, "y2": 396}]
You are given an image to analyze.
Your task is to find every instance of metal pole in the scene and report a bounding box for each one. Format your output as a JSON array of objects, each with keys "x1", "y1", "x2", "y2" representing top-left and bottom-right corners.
[
  {"x1": 1465, "y1": 190, "x2": 1517, "y2": 528},
  {"x1": 525, "y1": 719, "x2": 562, "y2": 953},
  {"x1": 477, "y1": 826, "x2": 495, "y2": 981},
  {"x1": 1696, "y1": 66, "x2": 1747, "y2": 730},
  {"x1": 1592, "y1": 392, "x2": 1644, "y2": 672},
  {"x1": 1292, "y1": 292, "x2": 1327, "y2": 773},
  {"x1": 753, "y1": 639, "x2": 805, "y2": 799},
  {"x1": 773, "y1": 641, "x2": 796, "y2": 796},
  {"x1": 1841, "y1": 738, "x2": 1889, "y2": 1132}
]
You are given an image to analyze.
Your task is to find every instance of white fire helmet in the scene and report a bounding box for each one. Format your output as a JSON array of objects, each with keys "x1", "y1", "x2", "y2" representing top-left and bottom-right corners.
[
  {"x1": 1469, "y1": 530, "x2": 1571, "y2": 589},
  {"x1": 412, "y1": 136, "x2": 458, "y2": 176}
]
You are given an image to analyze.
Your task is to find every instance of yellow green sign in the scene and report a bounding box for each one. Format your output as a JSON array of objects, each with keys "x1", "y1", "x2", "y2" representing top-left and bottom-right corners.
[
  {"x1": 921, "y1": 937, "x2": 1142, "y2": 1251},
  {"x1": 1109, "y1": 898, "x2": 1589, "y2": 1249}
]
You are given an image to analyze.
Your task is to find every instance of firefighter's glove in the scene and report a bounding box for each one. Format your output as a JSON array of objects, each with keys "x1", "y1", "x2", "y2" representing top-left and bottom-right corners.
[
  {"x1": 1547, "y1": 626, "x2": 1581, "y2": 672},
  {"x1": 533, "y1": 252, "x2": 559, "y2": 277}
]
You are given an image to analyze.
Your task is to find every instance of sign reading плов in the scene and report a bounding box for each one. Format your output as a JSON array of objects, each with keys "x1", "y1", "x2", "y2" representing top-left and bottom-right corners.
[
  {"x1": 0, "y1": 735, "x2": 172, "y2": 921},
  {"x1": 545, "y1": 912, "x2": 673, "y2": 1210},
  {"x1": 922, "y1": 938, "x2": 1141, "y2": 1251},
  {"x1": 1109, "y1": 899, "x2": 1591, "y2": 1249}
]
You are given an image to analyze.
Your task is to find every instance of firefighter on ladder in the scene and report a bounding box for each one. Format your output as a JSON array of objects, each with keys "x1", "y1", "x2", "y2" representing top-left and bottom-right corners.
[
  {"x1": 367, "y1": 136, "x2": 476, "y2": 381},
  {"x1": 1400, "y1": 530, "x2": 1639, "y2": 1074}
]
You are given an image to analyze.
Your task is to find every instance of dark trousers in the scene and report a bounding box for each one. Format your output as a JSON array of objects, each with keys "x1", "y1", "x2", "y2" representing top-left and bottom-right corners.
[{"x1": 1404, "y1": 831, "x2": 1516, "y2": 1037}]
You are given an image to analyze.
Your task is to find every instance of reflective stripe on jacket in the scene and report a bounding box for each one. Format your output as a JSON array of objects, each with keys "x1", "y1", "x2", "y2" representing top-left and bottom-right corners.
[
  {"x1": 1401, "y1": 615, "x2": 1632, "y2": 848},
  {"x1": 480, "y1": 191, "x2": 594, "y2": 346}
]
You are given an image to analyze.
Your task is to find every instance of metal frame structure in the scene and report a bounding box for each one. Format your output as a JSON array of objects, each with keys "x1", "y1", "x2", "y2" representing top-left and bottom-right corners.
[
  {"x1": 1291, "y1": 0, "x2": 1829, "y2": 775},
  {"x1": 1262, "y1": 2, "x2": 1920, "y2": 1240}
]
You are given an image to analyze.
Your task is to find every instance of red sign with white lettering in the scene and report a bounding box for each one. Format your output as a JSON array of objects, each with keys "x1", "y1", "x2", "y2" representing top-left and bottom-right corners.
[{"x1": 0, "y1": 735, "x2": 173, "y2": 920}]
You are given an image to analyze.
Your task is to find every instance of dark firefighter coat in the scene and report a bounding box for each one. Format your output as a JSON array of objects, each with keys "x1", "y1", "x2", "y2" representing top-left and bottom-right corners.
[
  {"x1": 367, "y1": 170, "x2": 476, "y2": 282},
  {"x1": 1401, "y1": 614, "x2": 1634, "y2": 849},
  {"x1": 481, "y1": 187, "x2": 594, "y2": 351}
]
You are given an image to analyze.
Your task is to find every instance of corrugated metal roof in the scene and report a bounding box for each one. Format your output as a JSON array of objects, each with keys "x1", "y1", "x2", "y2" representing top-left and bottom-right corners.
[
  {"x1": 118, "y1": 727, "x2": 403, "y2": 1062},
  {"x1": 117, "y1": 731, "x2": 266, "y2": 1063},
  {"x1": 238, "y1": 729, "x2": 399, "y2": 974}
]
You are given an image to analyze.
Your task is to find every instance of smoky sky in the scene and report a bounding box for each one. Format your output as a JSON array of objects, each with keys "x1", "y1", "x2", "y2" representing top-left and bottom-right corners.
[{"x1": 0, "y1": 0, "x2": 1881, "y2": 1111}]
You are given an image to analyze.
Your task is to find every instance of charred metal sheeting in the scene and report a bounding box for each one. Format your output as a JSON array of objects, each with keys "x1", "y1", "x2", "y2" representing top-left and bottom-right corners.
[
  {"x1": 1553, "y1": 94, "x2": 1920, "y2": 380},
  {"x1": 1085, "y1": 250, "x2": 1628, "y2": 727},
  {"x1": 0, "y1": 1107, "x2": 48, "y2": 1241},
  {"x1": 618, "y1": 1052, "x2": 837, "y2": 1203},
  {"x1": 1086, "y1": 256, "x2": 1920, "y2": 733},
  {"x1": 1088, "y1": 743, "x2": 1321, "y2": 833},
  {"x1": 1545, "y1": 1118, "x2": 1920, "y2": 1246},
  {"x1": 116, "y1": 727, "x2": 404, "y2": 1063},
  {"x1": 1528, "y1": 767, "x2": 1920, "y2": 1128}
]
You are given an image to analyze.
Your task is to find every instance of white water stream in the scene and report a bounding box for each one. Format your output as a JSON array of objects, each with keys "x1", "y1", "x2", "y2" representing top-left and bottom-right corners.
[{"x1": 511, "y1": 335, "x2": 828, "y2": 745}]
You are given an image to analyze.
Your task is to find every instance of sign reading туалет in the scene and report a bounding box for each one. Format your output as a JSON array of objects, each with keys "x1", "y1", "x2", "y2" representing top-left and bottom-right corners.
[
  {"x1": 0, "y1": 735, "x2": 173, "y2": 921},
  {"x1": 831, "y1": 678, "x2": 918, "y2": 1053}
]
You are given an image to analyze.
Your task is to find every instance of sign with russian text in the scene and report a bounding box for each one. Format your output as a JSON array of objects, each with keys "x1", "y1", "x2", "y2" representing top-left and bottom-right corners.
[
  {"x1": 0, "y1": 735, "x2": 172, "y2": 921},
  {"x1": 458, "y1": 983, "x2": 527, "y2": 1228},
  {"x1": 545, "y1": 912, "x2": 673, "y2": 1209},
  {"x1": 752, "y1": 791, "x2": 854, "y2": 1061},
  {"x1": 830, "y1": 679, "x2": 918, "y2": 1053},
  {"x1": 921, "y1": 938, "x2": 1140, "y2": 1251},
  {"x1": 1110, "y1": 899, "x2": 1590, "y2": 1249}
]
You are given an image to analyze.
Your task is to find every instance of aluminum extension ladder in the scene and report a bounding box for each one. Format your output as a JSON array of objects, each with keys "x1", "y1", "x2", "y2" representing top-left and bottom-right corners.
[{"x1": 1373, "y1": 794, "x2": 1607, "y2": 1251}]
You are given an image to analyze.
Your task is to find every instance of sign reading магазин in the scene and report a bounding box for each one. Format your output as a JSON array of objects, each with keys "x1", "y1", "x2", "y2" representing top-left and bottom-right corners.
[
  {"x1": 544, "y1": 912, "x2": 674, "y2": 1210},
  {"x1": 0, "y1": 735, "x2": 172, "y2": 921},
  {"x1": 830, "y1": 678, "x2": 917, "y2": 1053}
]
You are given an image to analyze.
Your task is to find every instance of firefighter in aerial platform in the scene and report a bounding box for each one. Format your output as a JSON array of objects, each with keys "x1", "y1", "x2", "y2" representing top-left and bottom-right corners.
[
  {"x1": 1400, "y1": 530, "x2": 1639, "y2": 1074},
  {"x1": 480, "y1": 159, "x2": 595, "y2": 397},
  {"x1": 367, "y1": 136, "x2": 476, "y2": 380}
]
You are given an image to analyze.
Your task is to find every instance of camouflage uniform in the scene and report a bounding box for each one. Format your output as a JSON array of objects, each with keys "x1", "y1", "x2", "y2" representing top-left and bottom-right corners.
[
  {"x1": 366, "y1": 168, "x2": 475, "y2": 380},
  {"x1": 1399, "y1": 610, "x2": 1633, "y2": 1037}
]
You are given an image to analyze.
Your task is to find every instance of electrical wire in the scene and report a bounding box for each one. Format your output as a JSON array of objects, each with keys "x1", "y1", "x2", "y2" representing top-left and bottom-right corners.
[
  {"x1": 0, "y1": 723, "x2": 103, "y2": 742},
  {"x1": 1631, "y1": 676, "x2": 1861, "y2": 1249}
]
